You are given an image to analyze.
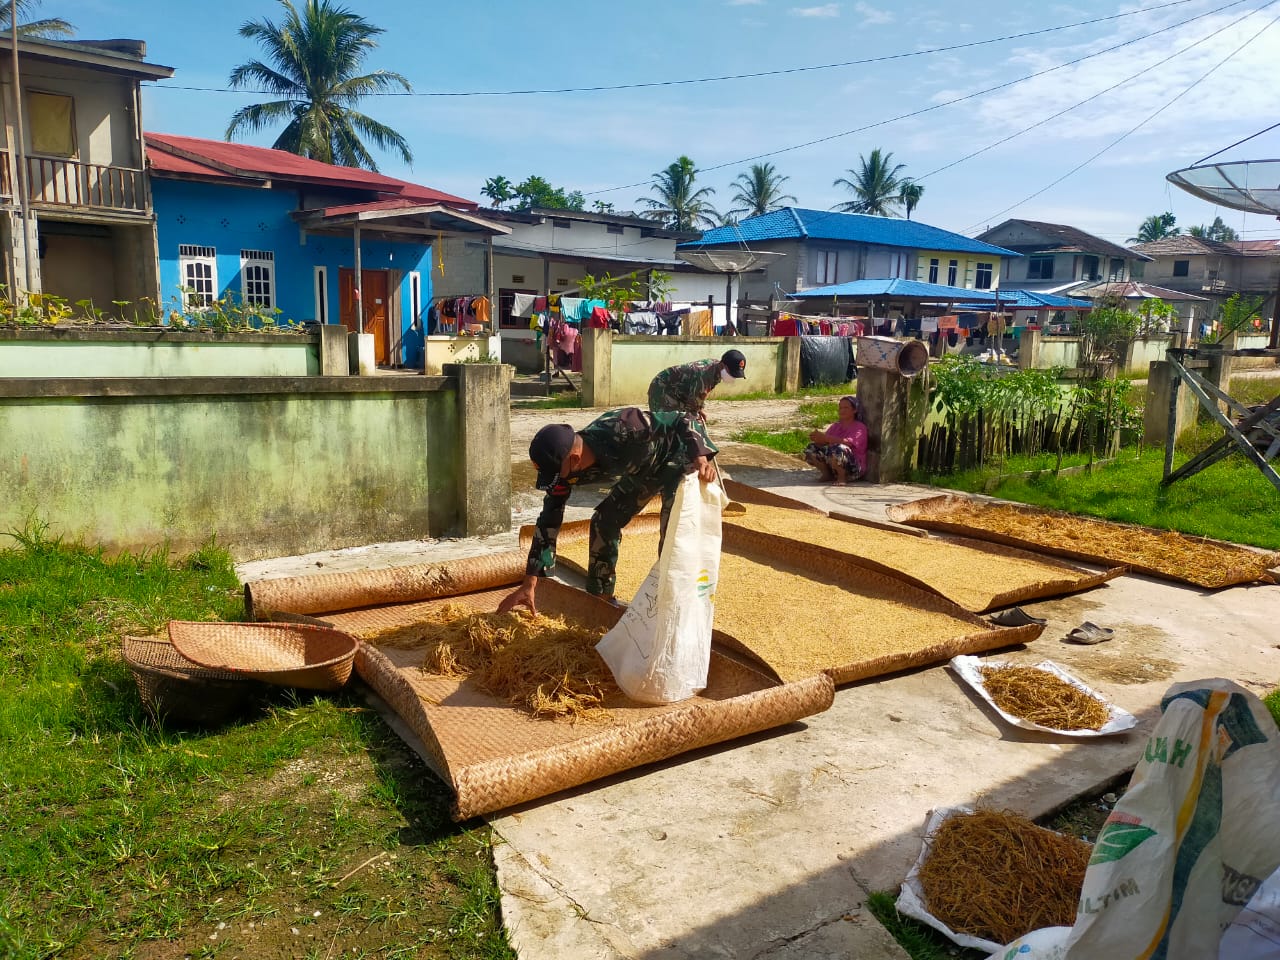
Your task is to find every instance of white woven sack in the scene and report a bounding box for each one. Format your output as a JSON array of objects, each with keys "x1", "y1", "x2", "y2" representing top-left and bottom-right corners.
[{"x1": 596, "y1": 472, "x2": 728, "y2": 704}]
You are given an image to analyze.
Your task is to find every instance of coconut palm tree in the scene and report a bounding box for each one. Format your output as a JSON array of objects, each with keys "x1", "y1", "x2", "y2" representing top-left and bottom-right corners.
[
  {"x1": 1128, "y1": 212, "x2": 1179, "y2": 244},
  {"x1": 0, "y1": 0, "x2": 72, "y2": 38},
  {"x1": 728, "y1": 162, "x2": 796, "y2": 219},
  {"x1": 898, "y1": 179, "x2": 924, "y2": 220},
  {"x1": 481, "y1": 175, "x2": 514, "y2": 209},
  {"x1": 226, "y1": 0, "x2": 412, "y2": 171},
  {"x1": 637, "y1": 156, "x2": 719, "y2": 231},
  {"x1": 833, "y1": 149, "x2": 907, "y2": 216}
]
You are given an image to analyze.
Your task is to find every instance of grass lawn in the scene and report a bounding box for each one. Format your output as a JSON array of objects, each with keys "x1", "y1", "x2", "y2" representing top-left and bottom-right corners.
[
  {"x1": 0, "y1": 525, "x2": 512, "y2": 960},
  {"x1": 730, "y1": 398, "x2": 843, "y2": 456}
]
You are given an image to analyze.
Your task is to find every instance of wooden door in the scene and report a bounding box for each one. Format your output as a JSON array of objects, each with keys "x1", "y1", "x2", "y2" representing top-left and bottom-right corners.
[{"x1": 339, "y1": 268, "x2": 391, "y2": 365}]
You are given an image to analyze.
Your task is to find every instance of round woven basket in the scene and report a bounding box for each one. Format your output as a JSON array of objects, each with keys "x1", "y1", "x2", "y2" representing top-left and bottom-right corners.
[
  {"x1": 167, "y1": 620, "x2": 358, "y2": 691},
  {"x1": 122, "y1": 636, "x2": 260, "y2": 727}
]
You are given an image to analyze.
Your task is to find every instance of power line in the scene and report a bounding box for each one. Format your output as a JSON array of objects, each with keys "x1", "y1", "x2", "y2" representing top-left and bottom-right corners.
[
  {"x1": 144, "y1": 0, "x2": 1200, "y2": 98},
  {"x1": 1194, "y1": 119, "x2": 1280, "y2": 164},
  {"x1": 585, "y1": 0, "x2": 1250, "y2": 198},
  {"x1": 961, "y1": 9, "x2": 1279, "y2": 234},
  {"x1": 914, "y1": 2, "x2": 1267, "y2": 184}
]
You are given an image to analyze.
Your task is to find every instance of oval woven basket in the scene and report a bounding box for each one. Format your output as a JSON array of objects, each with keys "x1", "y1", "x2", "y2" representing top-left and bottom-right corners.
[
  {"x1": 122, "y1": 635, "x2": 260, "y2": 727},
  {"x1": 167, "y1": 621, "x2": 358, "y2": 691}
]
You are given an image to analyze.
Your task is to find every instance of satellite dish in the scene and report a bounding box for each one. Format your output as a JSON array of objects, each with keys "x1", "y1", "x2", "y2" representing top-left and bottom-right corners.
[
  {"x1": 676, "y1": 249, "x2": 785, "y2": 273},
  {"x1": 1167, "y1": 160, "x2": 1280, "y2": 216}
]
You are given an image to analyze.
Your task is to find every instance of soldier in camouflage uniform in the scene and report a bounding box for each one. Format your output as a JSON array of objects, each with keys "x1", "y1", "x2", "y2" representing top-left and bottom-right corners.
[
  {"x1": 498, "y1": 407, "x2": 718, "y2": 614},
  {"x1": 646, "y1": 349, "x2": 747, "y2": 422}
]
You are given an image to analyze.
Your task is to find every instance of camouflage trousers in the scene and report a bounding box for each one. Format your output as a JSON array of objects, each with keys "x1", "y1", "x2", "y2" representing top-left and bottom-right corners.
[{"x1": 584, "y1": 460, "x2": 685, "y2": 597}]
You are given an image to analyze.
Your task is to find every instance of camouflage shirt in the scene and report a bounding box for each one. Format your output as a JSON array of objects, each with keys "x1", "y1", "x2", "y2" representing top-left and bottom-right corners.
[
  {"x1": 646, "y1": 359, "x2": 723, "y2": 418},
  {"x1": 524, "y1": 407, "x2": 717, "y2": 580}
]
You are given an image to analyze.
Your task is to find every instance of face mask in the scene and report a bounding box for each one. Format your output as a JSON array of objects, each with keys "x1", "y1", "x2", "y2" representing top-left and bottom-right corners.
[{"x1": 720, "y1": 368, "x2": 736, "y2": 384}]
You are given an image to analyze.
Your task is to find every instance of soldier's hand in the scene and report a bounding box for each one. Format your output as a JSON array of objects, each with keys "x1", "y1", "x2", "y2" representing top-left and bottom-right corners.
[
  {"x1": 693, "y1": 456, "x2": 717, "y2": 483},
  {"x1": 498, "y1": 577, "x2": 538, "y2": 616}
]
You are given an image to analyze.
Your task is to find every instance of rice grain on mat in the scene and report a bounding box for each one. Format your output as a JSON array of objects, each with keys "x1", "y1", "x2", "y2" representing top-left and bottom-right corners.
[
  {"x1": 928, "y1": 501, "x2": 1279, "y2": 589},
  {"x1": 727, "y1": 504, "x2": 1090, "y2": 611},
  {"x1": 557, "y1": 533, "x2": 981, "y2": 682},
  {"x1": 919, "y1": 808, "x2": 1091, "y2": 945},
  {"x1": 372, "y1": 603, "x2": 616, "y2": 721},
  {"x1": 979, "y1": 665, "x2": 1110, "y2": 731}
]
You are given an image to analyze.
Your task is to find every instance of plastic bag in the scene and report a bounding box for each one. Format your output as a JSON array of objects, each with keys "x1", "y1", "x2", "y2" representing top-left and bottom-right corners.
[
  {"x1": 595, "y1": 472, "x2": 727, "y2": 704},
  {"x1": 987, "y1": 678, "x2": 1280, "y2": 960}
]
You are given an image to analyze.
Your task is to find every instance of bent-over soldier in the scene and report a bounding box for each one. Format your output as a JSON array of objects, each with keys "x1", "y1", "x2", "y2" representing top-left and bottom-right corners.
[{"x1": 646, "y1": 349, "x2": 747, "y2": 421}]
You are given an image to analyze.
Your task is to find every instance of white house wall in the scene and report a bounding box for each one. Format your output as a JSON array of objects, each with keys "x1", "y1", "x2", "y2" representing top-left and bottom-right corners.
[{"x1": 502, "y1": 217, "x2": 677, "y2": 261}]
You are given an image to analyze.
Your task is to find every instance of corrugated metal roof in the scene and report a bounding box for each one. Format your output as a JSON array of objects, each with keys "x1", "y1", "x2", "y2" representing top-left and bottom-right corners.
[
  {"x1": 979, "y1": 219, "x2": 1145, "y2": 261},
  {"x1": 679, "y1": 207, "x2": 1018, "y2": 257},
  {"x1": 145, "y1": 132, "x2": 478, "y2": 209},
  {"x1": 790, "y1": 278, "x2": 1000, "y2": 300},
  {"x1": 1074, "y1": 281, "x2": 1207, "y2": 301},
  {"x1": 956, "y1": 289, "x2": 1092, "y2": 309},
  {"x1": 1130, "y1": 236, "x2": 1243, "y2": 257}
]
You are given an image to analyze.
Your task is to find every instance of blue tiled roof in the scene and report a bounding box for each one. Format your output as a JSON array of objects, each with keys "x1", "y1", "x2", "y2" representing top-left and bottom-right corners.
[
  {"x1": 955, "y1": 289, "x2": 1093, "y2": 309},
  {"x1": 790, "y1": 278, "x2": 1001, "y2": 301},
  {"x1": 678, "y1": 207, "x2": 1019, "y2": 258}
]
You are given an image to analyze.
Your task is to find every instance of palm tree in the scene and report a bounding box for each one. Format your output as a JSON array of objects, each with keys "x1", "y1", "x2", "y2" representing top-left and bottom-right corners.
[
  {"x1": 833, "y1": 149, "x2": 907, "y2": 216},
  {"x1": 0, "y1": 0, "x2": 73, "y2": 38},
  {"x1": 899, "y1": 180, "x2": 924, "y2": 220},
  {"x1": 1188, "y1": 216, "x2": 1239, "y2": 242},
  {"x1": 1128, "y1": 212, "x2": 1179, "y2": 244},
  {"x1": 481, "y1": 175, "x2": 514, "y2": 209},
  {"x1": 226, "y1": 0, "x2": 412, "y2": 171},
  {"x1": 728, "y1": 162, "x2": 796, "y2": 219},
  {"x1": 637, "y1": 156, "x2": 719, "y2": 231}
]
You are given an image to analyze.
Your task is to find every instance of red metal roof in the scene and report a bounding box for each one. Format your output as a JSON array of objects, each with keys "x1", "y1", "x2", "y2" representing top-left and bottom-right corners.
[{"x1": 145, "y1": 132, "x2": 477, "y2": 209}]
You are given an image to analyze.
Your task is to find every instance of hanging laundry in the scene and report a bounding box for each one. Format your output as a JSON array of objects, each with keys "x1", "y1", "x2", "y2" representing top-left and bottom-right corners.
[
  {"x1": 472, "y1": 296, "x2": 491, "y2": 326},
  {"x1": 534, "y1": 296, "x2": 547, "y2": 312},
  {"x1": 511, "y1": 293, "x2": 536, "y2": 318},
  {"x1": 771, "y1": 316, "x2": 798, "y2": 336},
  {"x1": 560, "y1": 297, "x2": 588, "y2": 322},
  {"x1": 588, "y1": 306, "x2": 611, "y2": 329}
]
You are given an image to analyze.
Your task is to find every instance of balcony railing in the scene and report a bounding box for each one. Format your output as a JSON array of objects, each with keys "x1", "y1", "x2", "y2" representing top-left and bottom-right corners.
[{"x1": 0, "y1": 152, "x2": 146, "y2": 213}]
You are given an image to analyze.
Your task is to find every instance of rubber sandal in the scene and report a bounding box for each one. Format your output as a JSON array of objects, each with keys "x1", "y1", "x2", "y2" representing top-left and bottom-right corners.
[
  {"x1": 988, "y1": 607, "x2": 1048, "y2": 628},
  {"x1": 1064, "y1": 621, "x2": 1114, "y2": 645}
]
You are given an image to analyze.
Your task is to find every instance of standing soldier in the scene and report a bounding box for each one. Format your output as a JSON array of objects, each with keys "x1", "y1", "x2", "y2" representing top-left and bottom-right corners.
[
  {"x1": 498, "y1": 408, "x2": 718, "y2": 614},
  {"x1": 647, "y1": 349, "x2": 747, "y2": 422}
]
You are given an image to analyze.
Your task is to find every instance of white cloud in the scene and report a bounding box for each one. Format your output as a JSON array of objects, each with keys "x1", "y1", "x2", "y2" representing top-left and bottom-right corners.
[
  {"x1": 853, "y1": 2, "x2": 892, "y2": 25},
  {"x1": 791, "y1": 4, "x2": 839, "y2": 17}
]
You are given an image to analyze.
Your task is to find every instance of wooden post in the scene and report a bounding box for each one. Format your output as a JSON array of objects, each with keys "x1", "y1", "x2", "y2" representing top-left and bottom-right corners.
[
  {"x1": 353, "y1": 224, "x2": 363, "y2": 331},
  {"x1": 1270, "y1": 268, "x2": 1280, "y2": 350}
]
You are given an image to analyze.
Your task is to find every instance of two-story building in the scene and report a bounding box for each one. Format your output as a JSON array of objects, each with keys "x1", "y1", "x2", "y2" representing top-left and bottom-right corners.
[
  {"x1": 677, "y1": 207, "x2": 1017, "y2": 299},
  {"x1": 1129, "y1": 235, "x2": 1280, "y2": 327},
  {"x1": 0, "y1": 36, "x2": 173, "y2": 313},
  {"x1": 978, "y1": 219, "x2": 1150, "y2": 295}
]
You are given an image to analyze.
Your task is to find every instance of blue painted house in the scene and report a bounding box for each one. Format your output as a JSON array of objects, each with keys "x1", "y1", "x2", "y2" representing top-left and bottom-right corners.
[
  {"x1": 146, "y1": 133, "x2": 507, "y2": 368},
  {"x1": 679, "y1": 207, "x2": 1018, "y2": 301}
]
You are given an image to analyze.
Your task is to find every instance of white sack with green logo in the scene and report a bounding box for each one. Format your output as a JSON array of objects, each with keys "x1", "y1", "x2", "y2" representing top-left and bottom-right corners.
[
  {"x1": 596, "y1": 473, "x2": 727, "y2": 704},
  {"x1": 987, "y1": 678, "x2": 1280, "y2": 960}
]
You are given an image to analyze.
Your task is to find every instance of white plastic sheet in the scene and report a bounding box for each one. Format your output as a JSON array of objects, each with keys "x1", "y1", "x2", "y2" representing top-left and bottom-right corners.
[{"x1": 950, "y1": 655, "x2": 1138, "y2": 737}]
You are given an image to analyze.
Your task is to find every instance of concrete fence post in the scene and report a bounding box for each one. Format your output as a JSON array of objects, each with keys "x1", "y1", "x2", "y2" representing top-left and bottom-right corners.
[
  {"x1": 445, "y1": 362, "x2": 512, "y2": 536},
  {"x1": 317, "y1": 324, "x2": 350, "y2": 376},
  {"x1": 1018, "y1": 327, "x2": 1041, "y2": 370},
  {"x1": 857, "y1": 366, "x2": 929, "y2": 482},
  {"x1": 582, "y1": 327, "x2": 613, "y2": 407},
  {"x1": 780, "y1": 335, "x2": 802, "y2": 393},
  {"x1": 1144, "y1": 360, "x2": 1198, "y2": 446}
]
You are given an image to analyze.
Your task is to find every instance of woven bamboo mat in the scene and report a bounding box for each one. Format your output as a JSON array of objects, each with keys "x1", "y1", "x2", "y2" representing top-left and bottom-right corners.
[
  {"x1": 539, "y1": 515, "x2": 1039, "y2": 684},
  {"x1": 325, "y1": 580, "x2": 832, "y2": 819},
  {"x1": 887, "y1": 494, "x2": 1280, "y2": 590},
  {"x1": 244, "y1": 552, "x2": 527, "y2": 617},
  {"x1": 720, "y1": 500, "x2": 1120, "y2": 612}
]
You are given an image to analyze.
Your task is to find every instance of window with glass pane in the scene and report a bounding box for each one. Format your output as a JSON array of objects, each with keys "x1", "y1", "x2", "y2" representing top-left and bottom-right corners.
[
  {"x1": 975, "y1": 263, "x2": 993, "y2": 289},
  {"x1": 1028, "y1": 256, "x2": 1054, "y2": 280},
  {"x1": 947, "y1": 260, "x2": 958, "y2": 286},
  {"x1": 178, "y1": 244, "x2": 217, "y2": 308},
  {"x1": 1108, "y1": 258, "x2": 1125, "y2": 280},
  {"x1": 1081, "y1": 256, "x2": 1100, "y2": 281},
  {"x1": 1172, "y1": 260, "x2": 1190, "y2": 277},
  {"x1": 928, "y1": 258, "x2": 939, "y2": 284},
  {"x1": 240, "y1": 250, "x2": 275, "y2": 308},
  {"x1": 814, "y1": 249, "x2": 838, "y2": 284}
]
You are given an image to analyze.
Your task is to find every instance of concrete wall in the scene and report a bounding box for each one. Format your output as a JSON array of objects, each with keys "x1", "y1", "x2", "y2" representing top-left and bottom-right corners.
[
  {"x1": 580, "y1": 331, "x2": 796, "y2": 407},
  {"x1": 1125, "y1": 336, "x2": 1174, "y2": 374},
  {"x1": 0, "y1": 327, "x2": 322, "y2": 377},
  {"x1": 0, "y1": 369, "x2": 512, "y2": 560},
  {"x1": 1037, "y1": 335, "x2": 1082, "y2": 370},
  {"x1": 423, "y1": 335, "x2": 488, "y2": 375}
]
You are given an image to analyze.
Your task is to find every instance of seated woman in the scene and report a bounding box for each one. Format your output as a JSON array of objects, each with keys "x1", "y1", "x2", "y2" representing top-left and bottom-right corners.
[{"x1": 803, "y1": 395, "x2": 867, "y2": 484}]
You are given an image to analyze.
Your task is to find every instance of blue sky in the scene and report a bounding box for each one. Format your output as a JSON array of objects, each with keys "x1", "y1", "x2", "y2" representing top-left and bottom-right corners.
[{"x1": 70, "y1": 0, "x2": 1280, "y2": 243}]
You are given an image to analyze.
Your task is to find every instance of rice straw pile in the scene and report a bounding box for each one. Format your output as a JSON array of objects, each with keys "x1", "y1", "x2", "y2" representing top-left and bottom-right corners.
[
  {"x1": 919, "y1": 808, "x2": 1091, "y2": 945},
  {"x1": 931, "y1": 501, "x2": 1280, "y2": 589},
  {"x1": 980, "y1": 665, "x2": 1110, "y2": 731},
  {"x1": 374, "y1": 604, "x2": 617, "y2": 721}
]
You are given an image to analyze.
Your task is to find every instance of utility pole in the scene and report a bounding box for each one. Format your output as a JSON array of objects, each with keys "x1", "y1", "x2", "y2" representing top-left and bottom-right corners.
[{"x1": 9, "y1": 0, "x2": 33, "y2": 298}]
